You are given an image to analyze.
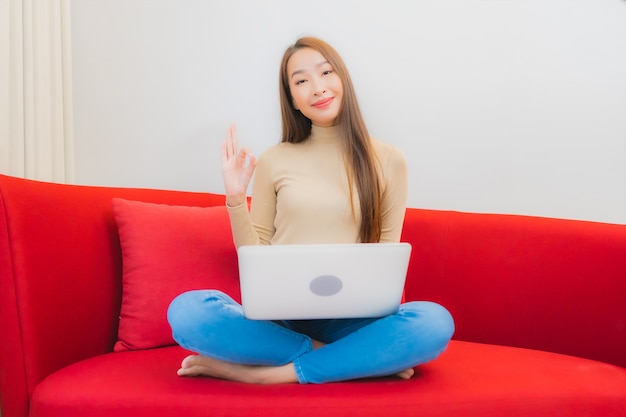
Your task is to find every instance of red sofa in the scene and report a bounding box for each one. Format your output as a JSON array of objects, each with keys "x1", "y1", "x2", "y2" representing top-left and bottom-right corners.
[{"x1": 1, "y1": 173, "x2": 625, "y2": 417}]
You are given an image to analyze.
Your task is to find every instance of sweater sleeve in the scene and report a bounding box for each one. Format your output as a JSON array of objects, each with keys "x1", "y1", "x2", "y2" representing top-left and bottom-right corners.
[
  {"x1": 226, "y1": 203, "x2": 257, "y2": 248},
  {"x1": 378, "y1": 145, "x2": 408, "y2": 243}
]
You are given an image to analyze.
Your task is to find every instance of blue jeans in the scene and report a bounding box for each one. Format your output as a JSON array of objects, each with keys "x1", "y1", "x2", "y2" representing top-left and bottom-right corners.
[{"x1": 167, "y1": 290, "x2": 454, "y2": 384}]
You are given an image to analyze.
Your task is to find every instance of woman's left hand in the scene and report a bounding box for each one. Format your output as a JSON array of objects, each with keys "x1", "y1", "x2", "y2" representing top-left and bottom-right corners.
[{"x1": 221, "y1": 123, "x2": 257, "y2": 207}]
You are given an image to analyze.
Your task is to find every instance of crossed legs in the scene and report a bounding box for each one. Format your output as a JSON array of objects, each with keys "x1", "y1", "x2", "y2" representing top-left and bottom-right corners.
[{"x1": 167, "y1": 290, "x2": 453, "y2": 384}]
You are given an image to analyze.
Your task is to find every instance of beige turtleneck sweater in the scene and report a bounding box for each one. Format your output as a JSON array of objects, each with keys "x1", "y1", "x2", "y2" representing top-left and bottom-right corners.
[{"x1": 227, "y1": 125, "x2": 408, "y2": 248}]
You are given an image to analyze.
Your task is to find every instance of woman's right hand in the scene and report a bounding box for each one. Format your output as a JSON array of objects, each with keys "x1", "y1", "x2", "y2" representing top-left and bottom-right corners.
[{"x1": 221, "y1": 123, "x2": 257, "y2": 207}]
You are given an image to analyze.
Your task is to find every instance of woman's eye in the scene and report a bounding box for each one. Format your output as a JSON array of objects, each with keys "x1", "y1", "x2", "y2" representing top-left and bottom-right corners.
[
  {"x1": 322, "y1": 70, "x2": 333, "y2": 76},
  {"x1": 294, "y1": 79, "x2": 306, "y2": 85}
]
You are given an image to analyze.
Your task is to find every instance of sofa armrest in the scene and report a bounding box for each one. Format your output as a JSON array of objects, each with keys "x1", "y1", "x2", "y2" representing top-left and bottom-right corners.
[
  {"x1": 402, "y1": 208, "x2": 626, "y2": 369},
  {"x1": 0, "y1": 174, "x2": 225, "y2": 417}
]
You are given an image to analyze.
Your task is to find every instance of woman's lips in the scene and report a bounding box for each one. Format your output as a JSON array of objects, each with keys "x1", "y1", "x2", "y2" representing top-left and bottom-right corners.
[{"x1": 312, "y1": 97, "x2": 334, "y2": 108}]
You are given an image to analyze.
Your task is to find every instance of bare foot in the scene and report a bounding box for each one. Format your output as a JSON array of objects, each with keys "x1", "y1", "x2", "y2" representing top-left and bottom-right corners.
[
  {"x1": 178, "y1": 354, "x2": 298, "y2": 384},
  {"x1": 395, "y1": 367, "x2": 415, "y2": 380},
  {"x1": 179, "y1": 354, "x2": 415, "y2": 383}
]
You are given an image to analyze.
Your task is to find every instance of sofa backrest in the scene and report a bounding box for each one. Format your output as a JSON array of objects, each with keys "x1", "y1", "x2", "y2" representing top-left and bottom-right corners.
[{"x1": 401, "y1": 208, "x2": 626, "y2": 369}]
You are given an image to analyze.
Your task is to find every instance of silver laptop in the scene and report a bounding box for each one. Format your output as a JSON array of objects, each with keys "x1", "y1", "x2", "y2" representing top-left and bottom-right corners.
[{"x1": 237, "y1": 243, "x2": 412, "y2": 320}]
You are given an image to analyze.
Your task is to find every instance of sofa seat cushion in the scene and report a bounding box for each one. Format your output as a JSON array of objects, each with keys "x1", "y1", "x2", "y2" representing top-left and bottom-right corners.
[{"x1": 30, "y1": 340, "x2": 626, "y2": 417}]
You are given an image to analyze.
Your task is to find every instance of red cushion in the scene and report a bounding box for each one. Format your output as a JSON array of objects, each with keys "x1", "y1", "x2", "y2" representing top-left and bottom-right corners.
[
  {"x1": 30, "y1": 340, "x2": 626, "y2": 417},
  {"x1": 112, "y1": 199, "x2": 240, "y2": 352}
]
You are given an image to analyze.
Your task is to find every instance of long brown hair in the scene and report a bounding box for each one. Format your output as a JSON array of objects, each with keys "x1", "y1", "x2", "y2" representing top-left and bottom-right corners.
[{"x1": 278, "y1": 37, "x2": 382, "y2": 243}]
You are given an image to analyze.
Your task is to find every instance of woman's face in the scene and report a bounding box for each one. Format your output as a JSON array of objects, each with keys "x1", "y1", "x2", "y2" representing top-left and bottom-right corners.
[{"x1": 286, "y1": 47, "x2": 344, "y2": 127}]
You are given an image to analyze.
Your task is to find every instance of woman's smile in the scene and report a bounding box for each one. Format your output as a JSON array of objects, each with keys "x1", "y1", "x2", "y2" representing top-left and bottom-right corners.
[{"x1": 313, "y1": 97, "x2": 334, "y2": 109}]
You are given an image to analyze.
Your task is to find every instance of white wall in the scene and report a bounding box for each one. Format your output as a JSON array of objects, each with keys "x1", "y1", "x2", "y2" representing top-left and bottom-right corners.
[{"x1": 71, "y1": 0, "x2": 626, "y2": 224}]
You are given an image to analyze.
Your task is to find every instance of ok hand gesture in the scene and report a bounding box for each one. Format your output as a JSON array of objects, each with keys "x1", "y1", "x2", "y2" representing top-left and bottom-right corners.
[{"x1": 221, "y1": 124, "x2": 257, "y2": 207}]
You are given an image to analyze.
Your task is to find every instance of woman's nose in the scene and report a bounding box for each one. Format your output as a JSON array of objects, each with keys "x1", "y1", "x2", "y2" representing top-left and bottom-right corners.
[{"x1": 312, "y1": 78, "x2": 326, "y2": 96}]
